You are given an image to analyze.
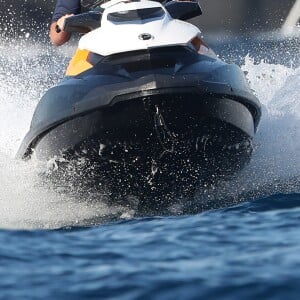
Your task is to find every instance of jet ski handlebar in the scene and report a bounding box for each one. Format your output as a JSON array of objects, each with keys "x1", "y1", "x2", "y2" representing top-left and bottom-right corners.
[
  {"x1": 64, "y1": 11, "x2": 103, "y2": 33},
  {"x1": 64, "y1": 0, "x2": 202, "y2": 33}
]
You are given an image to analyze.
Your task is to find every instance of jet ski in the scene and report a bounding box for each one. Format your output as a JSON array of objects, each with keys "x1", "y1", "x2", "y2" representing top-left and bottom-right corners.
[{"x1": 17, "y1": 0, "x2": 261, "y2": 203}]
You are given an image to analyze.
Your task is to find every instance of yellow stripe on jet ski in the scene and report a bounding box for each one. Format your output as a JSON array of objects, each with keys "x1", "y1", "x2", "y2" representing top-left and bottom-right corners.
[{"x1": 66, "y1": 49, "x2": 93, "y2": 76}]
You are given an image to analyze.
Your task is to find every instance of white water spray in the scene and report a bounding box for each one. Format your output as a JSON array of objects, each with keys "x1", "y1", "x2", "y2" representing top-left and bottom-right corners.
[
  {"x1": 0, "y1": 37, "x2": 299, "y2": 229},
  {"x1": 243, "y1": 56, "x2": 300, "y2": 181},
  {"x1": 0, "y1": 39, "x2": 133, "y2": 229}
]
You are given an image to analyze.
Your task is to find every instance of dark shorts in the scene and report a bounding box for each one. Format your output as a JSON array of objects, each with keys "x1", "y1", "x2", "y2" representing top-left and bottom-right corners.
[{"x1": 52, "y1": 0, "x2": 81, "y2": 22}]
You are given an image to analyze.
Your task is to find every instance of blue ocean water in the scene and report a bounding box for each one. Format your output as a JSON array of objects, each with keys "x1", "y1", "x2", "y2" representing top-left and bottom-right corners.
[
  {"x1": 1, "y1": 193, "x2": 300, "y2": 299},
  {"x1": 0, "y1": 34, "x2": 299, "y2": 299}
]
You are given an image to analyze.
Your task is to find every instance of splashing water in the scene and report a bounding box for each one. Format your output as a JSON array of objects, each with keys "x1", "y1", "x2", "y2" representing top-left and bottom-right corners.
[
  {"x1": 243, "y1": 56, "x2": 300, "y2": 179},
  {"x1": 0, "y1": 39, "x2": 133, "y2": 229},
  {"x1": 0, "y1": 38, "x2": 299, "y2": 229}
]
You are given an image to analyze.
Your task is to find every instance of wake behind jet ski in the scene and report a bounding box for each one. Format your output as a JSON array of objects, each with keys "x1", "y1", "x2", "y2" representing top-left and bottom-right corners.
[{"x1": 17, "y1": 0, "x2": 261, "y2": 206}]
